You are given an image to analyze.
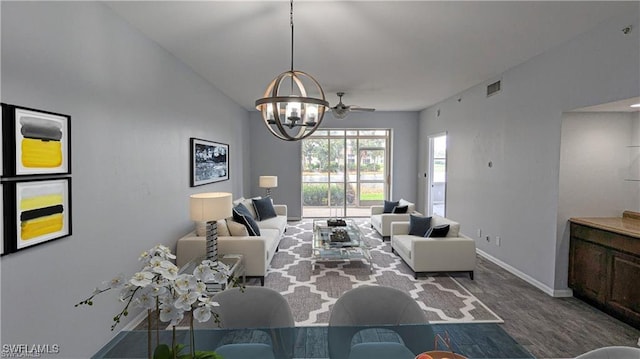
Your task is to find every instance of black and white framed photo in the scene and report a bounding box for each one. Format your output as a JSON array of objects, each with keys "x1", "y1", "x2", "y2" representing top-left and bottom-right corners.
[
  {"x1": 190, "y1": 138, "x2": 229, "y2": 187},
  {"x1": 1, "y1": 103, "x2": 71, "y2": 177},
  {"x1": 3, "y1": 177, "x2": 72, "y2": 254}
]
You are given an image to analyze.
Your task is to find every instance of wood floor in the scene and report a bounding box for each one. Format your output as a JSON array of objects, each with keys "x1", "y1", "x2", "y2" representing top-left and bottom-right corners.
[{"x1": 453, "y1": 255, "x2": 640, "y2": 358}]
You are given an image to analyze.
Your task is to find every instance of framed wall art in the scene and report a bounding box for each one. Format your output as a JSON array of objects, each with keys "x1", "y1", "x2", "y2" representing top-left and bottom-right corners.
[
  {"x1": 1, "y1": 103, "x2": 71, "y2": 177},
  {"x1": 190, "y1": 138, "x2": 229, "y2": 187},
  {"x1": 3, "y1": 178, "x2": 72, "y2": 253},
  {"x1": 0, "y1": 184, "x2": 3, "y2": 256}
]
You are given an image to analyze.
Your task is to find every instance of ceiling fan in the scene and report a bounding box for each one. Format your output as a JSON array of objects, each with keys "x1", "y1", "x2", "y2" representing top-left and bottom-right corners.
[{"x1": 330, "y1": 92, "x2": 375, "y2": 119}]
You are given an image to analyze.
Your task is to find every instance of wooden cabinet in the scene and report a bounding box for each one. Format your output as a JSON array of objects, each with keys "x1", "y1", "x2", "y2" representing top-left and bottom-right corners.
[{"x1": 569, "y1": 215, "x2": 640, "y2": 329}]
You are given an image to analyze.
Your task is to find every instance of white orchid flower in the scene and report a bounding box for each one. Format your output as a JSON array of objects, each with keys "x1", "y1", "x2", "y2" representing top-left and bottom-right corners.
[
  {"x1": 154, "y1": 261, "x2": 178, "y2": 280},
  {"x1": 138, "y1": 250, "x2": 151, "y2": 263},
  {"x1": 174, "y1": 274, "x2": 197, "y2": 293},
  {"x1": 174, "y1": 291, "x2": 199, "y2": 311},
  {"x1": 104, "y1": 274, "x2": 126, "y2": 289},
  {"x1": 149, "y1": 284, "x2": 168, "y2": 297},
  {"x1": 198, "y1": 296, "x2": 220, "y2": 308},
  {"x1": 158, "y1": 245, "x2": 176, "y2": 260},
  {"x1": 193, "y1": 306, "x2": 212, "y2": 323},
  {"x1": 195, "y1": 281, "x2": 206, "y2": 294},
  {"x1": 118, "y1": 284, "x2": 135, "y2": 302},
  {"x1": 132, "y1": 287, "x2": 156, "y2": 310},
  {"x1": 130, "y1": 271, "x2": 154, "y2": 287},
  {"x1": 159, "y1": 302, "x2": 185, "y2": 326},
  {"x1": 193, "y1": 264, "x2": 213, "y2": 282},
  {"x1": 211, "y1": 270, "x2": 228, "y2": 284}
]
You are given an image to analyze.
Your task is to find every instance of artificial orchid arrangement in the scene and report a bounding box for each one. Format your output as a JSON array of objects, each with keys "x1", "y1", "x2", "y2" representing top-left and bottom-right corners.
[{"x1": 76, "y1": 245, "x2": 234, "y2": 359}]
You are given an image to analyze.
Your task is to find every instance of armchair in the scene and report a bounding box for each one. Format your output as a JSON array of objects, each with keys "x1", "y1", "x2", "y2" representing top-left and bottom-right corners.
[
  {"x1": 370, "y1": 199, "x2": 420, "y2": 239},
  {"x1": 390, "y1": 215, "x2": 476, "y2": 279}
]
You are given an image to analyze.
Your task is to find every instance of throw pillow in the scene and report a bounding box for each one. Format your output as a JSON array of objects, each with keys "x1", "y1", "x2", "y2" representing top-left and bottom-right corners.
[
  {"x1": 383, "y1": 200, "x2": 399, "y2": 213},
  {"x1": 217, "y1": 219, "x2": 230, "y2": 237},
  {"x1": 241, "y1": 197, "x2": 260, "y2": 219},
  {"x1": 234, "y1": 203, "x2": 253, "y2": 217},
  {"x1": 253, "y1": 197, "x2": 277, "y2": 221},
  {"x1": 398, "y1": 198, "x2": 414, "y2": 212},
  {"x1": 232, "y1": 197, "x2": 245, "y2": 207},
  {"x1": 227, "y1": 220, "x2": 249, "y2": 236},
  {"x1": 429, "y1": 224, "x2": 450, "y2": 238},
  {"x1": 392, "y1": 205, "x2": 408, "y2": 214},
  {"x1": 408, "y1": 214, "x2": 432, "y2": 236},
  {"x1": 233, "y1": 204, "x2": 261, "y2": 236}
]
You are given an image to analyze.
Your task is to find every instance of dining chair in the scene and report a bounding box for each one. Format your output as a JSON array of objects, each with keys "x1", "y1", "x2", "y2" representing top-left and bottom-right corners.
[
  {"x1": 197, "y1": 286, "x2": 295, "y2": 359},
  {"x1": 574, "y1": 346, "x2": 640, "y2": 358},
  {"x1": 328, "y1": 285, "x2": 435, "y2": 359}
]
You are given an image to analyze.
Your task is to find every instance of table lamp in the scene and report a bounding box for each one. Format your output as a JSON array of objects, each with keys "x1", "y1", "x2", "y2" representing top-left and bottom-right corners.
[
  {"x1": 259, "y1": 176, "x2": 278, "y2": 197},
  {"x1": 189, "y1": 192, "x2": 232, "y2": 266}
]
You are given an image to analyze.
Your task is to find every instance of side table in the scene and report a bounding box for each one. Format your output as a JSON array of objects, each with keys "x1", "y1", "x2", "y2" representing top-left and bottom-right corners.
[{"x1": 178, "y1": 254, "x2": 245, "y2": 292}]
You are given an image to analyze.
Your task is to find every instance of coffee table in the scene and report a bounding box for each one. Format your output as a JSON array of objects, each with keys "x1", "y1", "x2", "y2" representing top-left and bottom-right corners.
[
  {"x1": 179, "y1": 254, "x2": 245, "y2": 292},
  {"x1": 312, "y1": 219, "x2": 372, "y2": 272}
]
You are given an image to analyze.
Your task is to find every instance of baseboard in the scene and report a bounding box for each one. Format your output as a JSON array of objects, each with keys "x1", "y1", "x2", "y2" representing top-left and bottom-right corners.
[{"x1": 476, "y1": 249, "x2": 573, "y2": 298}]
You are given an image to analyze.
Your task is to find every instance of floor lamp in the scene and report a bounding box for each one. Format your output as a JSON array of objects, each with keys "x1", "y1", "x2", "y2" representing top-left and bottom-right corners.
[
  {"x1": 259, "y1": 176, "x2": 278, "y2": 197},
  {"x1": 189, "y1": 192, "x2": 233, "y2": 275}
]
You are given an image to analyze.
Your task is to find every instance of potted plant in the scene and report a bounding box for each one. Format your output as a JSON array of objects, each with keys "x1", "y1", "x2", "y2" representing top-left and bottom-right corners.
[{"x1": 76, "y1": 245, "x2": 237, "y2": 359}]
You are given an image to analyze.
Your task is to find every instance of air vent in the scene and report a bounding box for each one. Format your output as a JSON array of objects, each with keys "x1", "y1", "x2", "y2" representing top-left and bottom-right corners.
[{"x1": 487, "y1": 80, "x2": 501, "y2": 97}]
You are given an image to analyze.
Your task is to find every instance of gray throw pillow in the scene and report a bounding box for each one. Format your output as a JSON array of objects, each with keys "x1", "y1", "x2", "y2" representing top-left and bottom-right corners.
[
  {"x1": 383, "y1": 200, "x2": 399, "y2": 213},
  {"x1": 232, "y1": 204, "x2": 260, "y2": 236},
  {"x1": 253, "y1": 197, "x2": 277, "y2": 221},
  {"x1": 408, "y1": 214, "x2": 432, "y2": 236}
]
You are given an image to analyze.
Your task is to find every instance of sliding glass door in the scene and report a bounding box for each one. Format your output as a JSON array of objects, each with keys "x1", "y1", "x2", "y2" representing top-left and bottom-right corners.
[{"x1": 302, "y1": 129, "x2": 390, "y2": 217}]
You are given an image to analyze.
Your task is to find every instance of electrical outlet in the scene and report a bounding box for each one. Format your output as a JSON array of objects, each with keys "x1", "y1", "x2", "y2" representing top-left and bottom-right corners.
[
  {"x1": 496, "y1": 236, "x2": 501, "y2": 246},
  {"x1": 477, "y1": 229, "x2": 482, "y2": 237},
  {"x1": 485, "y1": 235, "x2": 490, "y2": 243}
]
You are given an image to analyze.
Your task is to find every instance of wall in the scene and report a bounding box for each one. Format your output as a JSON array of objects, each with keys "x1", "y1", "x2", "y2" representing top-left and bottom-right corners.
[
  {"x1": 418, "y1": 10, "x2": 639, "y2": 295},
  {"x1": 557, "y1": 111, "x2": 640, "y2": 291},
  {"x1": 249, "y1": 111, "x2": 420, "y2": 219},
  {"x1": 0, "y1": 2, "x2": 248, "y2": 357}
]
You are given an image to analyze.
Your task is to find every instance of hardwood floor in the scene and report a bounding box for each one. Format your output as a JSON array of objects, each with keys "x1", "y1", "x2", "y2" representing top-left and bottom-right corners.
[{"x1": 453, "y1": 255, "x2": 640, "y2": 358}]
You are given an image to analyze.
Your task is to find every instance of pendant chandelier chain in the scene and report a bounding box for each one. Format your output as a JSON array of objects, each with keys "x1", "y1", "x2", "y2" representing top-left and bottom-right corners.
[{"x1": 290, "y1": 0, "x2": 295, "y2": 89}]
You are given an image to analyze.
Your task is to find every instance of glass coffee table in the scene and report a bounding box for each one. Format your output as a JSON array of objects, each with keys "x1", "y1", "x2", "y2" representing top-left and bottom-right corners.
[{"x1": 312, "y1": 219, "x2": 372, "y2": 272}]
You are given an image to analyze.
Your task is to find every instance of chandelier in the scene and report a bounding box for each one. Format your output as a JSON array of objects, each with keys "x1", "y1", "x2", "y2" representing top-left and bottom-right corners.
[{"x1": 255, "y1": 0, "x2": 329, "y2": 141}]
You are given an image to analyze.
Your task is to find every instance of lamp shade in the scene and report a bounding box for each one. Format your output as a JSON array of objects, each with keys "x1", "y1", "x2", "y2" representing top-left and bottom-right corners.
[
  {"x1": 259, "y1": 176, "x2": 278, "y2": 188},
  {"x1": 189, "y1": 192, "x2": 232, "y2": 222}
]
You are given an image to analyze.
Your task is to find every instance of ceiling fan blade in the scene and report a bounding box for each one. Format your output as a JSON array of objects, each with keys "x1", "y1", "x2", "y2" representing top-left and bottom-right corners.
[{"x1": 351, "y1": 107, "x2": 375, "y2": 112}]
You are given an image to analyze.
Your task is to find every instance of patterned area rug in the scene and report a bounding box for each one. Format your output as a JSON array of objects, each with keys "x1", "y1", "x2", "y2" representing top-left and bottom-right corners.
[{"x1": 261, "y1": 219, "x2": 503, "y2": 325}]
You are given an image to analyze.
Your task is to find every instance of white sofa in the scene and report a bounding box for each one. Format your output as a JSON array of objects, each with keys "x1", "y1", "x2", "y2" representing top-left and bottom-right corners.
[
  {"x1": 176, "y1": 198, "x2": 287, "y2": 286},
  {"x1": 370, "y1": 199, "x2": 420, "y2": 239},
  {"x1": 390, "y1": 215, "x2": 476, "y2": 279}
]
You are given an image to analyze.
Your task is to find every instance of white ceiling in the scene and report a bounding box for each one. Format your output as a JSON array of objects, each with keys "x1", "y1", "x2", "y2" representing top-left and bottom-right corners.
[{"x1": 106, "y1": 1, "x2": 637, "y2": 112}]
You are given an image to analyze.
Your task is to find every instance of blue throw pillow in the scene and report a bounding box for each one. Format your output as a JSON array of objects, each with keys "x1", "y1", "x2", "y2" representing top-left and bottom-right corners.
[
  {"x1": 252, "y1": 197, "x2": 277, "y2": 221},
  {"x1": 408, "y1": 214, "x2": 432, "y2": 236},
  {"x1": 392, "y1": 205, "x2": 408, "y2": 214},
  {"x1": 234, "y1": 203, "x2": 253, "y2": 217},
  {"x1": 383, "y1": 200, "x2": 399, "y2": 213},
  {"x1": 429, "y1": 224, "x2": 450, "y2": 238},
  {"x1": 233, "y1": 204, "x2": 260, "y2": 236}
]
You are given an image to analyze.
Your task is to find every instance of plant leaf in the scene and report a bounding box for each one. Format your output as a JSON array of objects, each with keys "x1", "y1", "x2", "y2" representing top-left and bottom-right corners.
[{"x1": 153, "y1": 344, "x2": 171, "y2": 359}]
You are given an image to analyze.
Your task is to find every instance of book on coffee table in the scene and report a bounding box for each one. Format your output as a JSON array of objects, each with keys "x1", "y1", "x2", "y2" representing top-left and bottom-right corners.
[{"x1": 327, "y1": 219, "x2": 347, "y2": 227}]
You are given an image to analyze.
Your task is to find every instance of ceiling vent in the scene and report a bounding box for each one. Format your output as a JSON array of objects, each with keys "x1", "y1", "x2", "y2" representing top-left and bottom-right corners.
[{"x1": 487, "y1": 80, "x2": 501, "y2": 97}]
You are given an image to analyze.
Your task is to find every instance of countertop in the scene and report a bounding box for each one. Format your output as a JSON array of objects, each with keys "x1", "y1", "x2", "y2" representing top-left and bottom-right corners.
[{"x1": 570, "y1": 211, "x2": 640, "y2": 239}]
